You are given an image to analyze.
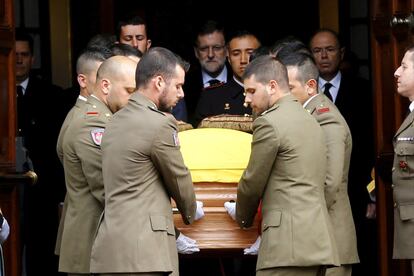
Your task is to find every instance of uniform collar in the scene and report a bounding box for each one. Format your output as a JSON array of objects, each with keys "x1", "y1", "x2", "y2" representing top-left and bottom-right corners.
[
  {"x1": 232, "y1": 75, "x2": 244, "y2": 88},
  {"x1": 303, "y1": 94, "x2": 319, "y2": 108}
]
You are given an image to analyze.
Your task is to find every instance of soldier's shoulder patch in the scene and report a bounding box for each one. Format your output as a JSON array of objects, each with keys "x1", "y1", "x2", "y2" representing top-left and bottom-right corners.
[{"x1": 90, "y1": 128, "x2": 105, "y2": 145}]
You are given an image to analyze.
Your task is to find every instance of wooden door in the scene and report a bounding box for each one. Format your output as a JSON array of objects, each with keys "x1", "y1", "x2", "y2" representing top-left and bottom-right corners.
[
  {"x1": 0, "y1": 0, "x2": 24, "y2": 275},
  {"x1": 371, "y1": 1, "x2": 414, "y2": 275}
]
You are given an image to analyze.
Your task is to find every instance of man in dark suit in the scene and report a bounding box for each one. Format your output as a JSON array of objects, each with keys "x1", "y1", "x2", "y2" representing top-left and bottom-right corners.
[
  {"x1": 310, "y1": 28, "x2": 376, "y2": 276},
  {"x1": 193, "y1": 30, "x2": 260, "y2": 126},
  {"x1": 182, "y1": 20, "x2": 232, "y2": 125},
  {"x1": 15, "y1": 31, "x2": 65, "y2": 275}
]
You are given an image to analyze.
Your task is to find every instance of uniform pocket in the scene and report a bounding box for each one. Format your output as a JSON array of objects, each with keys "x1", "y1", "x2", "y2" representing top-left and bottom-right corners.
[
  {"x1": 399, "y1": 203, "x2": 414, "y2": 221},
  {"x1": 258, "y1": 210, "x2": 292, "y2": 269},
  {"x1": 395, "y1": 142, "x2": 414, "y2": 176},
  {"x1": 262, "y1": 210, "x2": 282, "y2": 231},
  {"x1": 150, "y1": 215, "x2": 175, "y2": 236}
]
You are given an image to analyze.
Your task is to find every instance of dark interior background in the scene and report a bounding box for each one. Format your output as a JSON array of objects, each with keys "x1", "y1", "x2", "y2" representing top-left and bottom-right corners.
[{"x1": 71, "y1": 0, "x2": 319, "y2": 75}]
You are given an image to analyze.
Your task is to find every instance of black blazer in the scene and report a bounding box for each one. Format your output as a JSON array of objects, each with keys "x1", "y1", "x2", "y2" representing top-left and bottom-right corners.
[
  {"x1": 335, "y1": 73, "x2": 375, "y2": 209},
  {"x1": 193, "y1": 77, "x2": 252, "y2": 127},
  {"x1": 183, "y1": 63, "x2": 233, "y2": 124}
]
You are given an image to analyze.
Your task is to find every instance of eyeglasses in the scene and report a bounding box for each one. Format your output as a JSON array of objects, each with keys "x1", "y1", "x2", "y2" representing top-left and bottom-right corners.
[
  {"x1": 311, "y1": 47, "x2": 339, "y2": 55},
  {"x1": 197, "y1": 45, "x2": 225, "y2": 54}
]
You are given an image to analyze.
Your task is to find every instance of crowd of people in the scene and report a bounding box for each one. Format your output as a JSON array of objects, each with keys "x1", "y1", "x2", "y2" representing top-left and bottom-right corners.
[{"x1": 11, "y1": 12, "x2": 414, "y2": 276}]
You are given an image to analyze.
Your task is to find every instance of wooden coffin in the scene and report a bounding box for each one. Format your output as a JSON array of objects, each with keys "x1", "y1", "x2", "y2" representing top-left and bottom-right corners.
[
  {"x1": 173, "y1": 182, "x2": 259, "y2": 253},
  {"x1": 175, "y1": 128, "x2": 258, "y2": 253}
]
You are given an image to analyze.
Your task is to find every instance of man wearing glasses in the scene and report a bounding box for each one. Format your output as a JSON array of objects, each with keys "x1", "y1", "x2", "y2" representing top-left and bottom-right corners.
[
  {"x1": 183, "y1": 20, "x2": 232, "y2": 125},
  {"x1": 193, "y1": 30, "x2": 259, "y2": 126}
]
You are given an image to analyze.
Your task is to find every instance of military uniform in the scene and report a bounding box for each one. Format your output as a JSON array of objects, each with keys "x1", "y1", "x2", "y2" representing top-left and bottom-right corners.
[
  {"x1": 392, "y1": 109, "x2": 414, "y2": 259},
  {"x1": 55, "y1": 96, "x2": 87, "y2": 256},
  {"x1": 194, "y1": 78, "x2": 251, "y2": 127},
  {"x1": 236, "y1": 95, "x2": 339, "y2": 275},
  {"x1": 305, "y1": 94, "x2": 359, "y2": 275},
  {"x1": 90, "y1": 92, "x2": 196, "y2": 275},
  {"x1": 58, "y1": 95, "x2": 112, "y2": 274}
]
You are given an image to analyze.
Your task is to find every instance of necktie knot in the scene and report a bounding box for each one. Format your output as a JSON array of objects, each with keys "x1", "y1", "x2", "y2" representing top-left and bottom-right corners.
[
  {"x1": 208, "y1": 79, "x2": 221, "y2": 86},
  {"x1": 323, "y1": 83, "x2": 333, "y2": 101}
]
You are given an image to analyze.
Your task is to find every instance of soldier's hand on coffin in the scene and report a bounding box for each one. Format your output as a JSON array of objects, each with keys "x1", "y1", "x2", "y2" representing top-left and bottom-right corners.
[
  {"x1": 244, "y1": 235, "x2": 261, "y2": 255},
  {"x1": 195, "y1": 201, "x2": 205, "y2": 220},
  {"x1": 224, "y1": 201, "x2": 236, "y2": 220},
  {"x1": 176, "y1": 233, "x2": 200, "y2": 254}
]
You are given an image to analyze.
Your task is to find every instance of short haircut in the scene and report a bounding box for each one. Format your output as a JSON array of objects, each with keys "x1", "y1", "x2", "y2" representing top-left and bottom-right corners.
[
  {"x1": 76, "y1": 46, "x2": 113, "y2": 75},
  {"x1": 194, "y1": 20, "x2": 225, "y2": 46},
  {"x1": 135, "y1": 47, "x2": 189, "y2": 88},
  {"x1": 249, "y1": 46, "x2": 270, "y2": 62},
  {"x1": 87, "y1": 33, "x2": 117, "y2": 49},
  {"x1": 227, "y1": 30, "x2": 261, "y2": 48},
  {"x1": 111, "y1": 43, "x2": 143, "y2": 58},
  {"x1": 270, "y1": 36, "x2": 309, "y2": 57},
  {"x1": 15, "y1": 30, "x2": 34, "y2": 54},
  {"x1": 116, "y1": 14, "x2": 148, "y2": 40},
  {"x1": 243, "y1": 55, "x2": 289, "y2": 91},
  {"x1": 277, "y1": 52, "x2": 319, "y2": 85},
  {"x1": 309, "y1": 28, "x2": 342, "y2": 48}
]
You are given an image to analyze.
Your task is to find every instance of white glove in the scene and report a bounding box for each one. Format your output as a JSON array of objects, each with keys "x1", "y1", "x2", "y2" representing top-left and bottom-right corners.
[
  {"x1": 176, "y1": 233, "x2": 200, "y2": 254},
  {"x1": 194, "y1": 201, "x2": 204, "y2": 220},
  {"x1": 0, "y1": 218, "x2": 10, "y2": 244},
  {"x1": 224, "y1": 201, "x2": 236, "y2": 220},
  {"x1": 244, "y1": 236, "x2": 261, "y2": 255}
]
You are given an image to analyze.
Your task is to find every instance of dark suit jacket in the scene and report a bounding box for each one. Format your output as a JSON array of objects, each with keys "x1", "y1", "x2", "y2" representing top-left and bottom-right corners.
[
  {"x1": 19, "y1": 75, "x2": 66, "y2": 275},
  {"x1": 182, "y1": 63, "x2": 233, "y2": 125},
  {"x1": 334, "y1": 73, "x2": 375, "y2": 212},
  {"x1": 19, "y1": 75, "x2": 66, "y2": 205},
  {"x1": 193, "y1": 78, "x2": 251, "y2": 127}
]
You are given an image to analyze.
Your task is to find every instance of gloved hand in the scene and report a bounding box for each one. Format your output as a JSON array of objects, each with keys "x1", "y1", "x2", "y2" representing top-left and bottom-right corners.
[
  {"x1": 176, "y1": 233, "x2": 200, "y2": 254},
  {"x1": 244, "y1": 236, "x2": 261, "y2": 255},
  {"x1": 0, "y1": 217, "x2": 10, "y2": 244},
  {"x1": 195, "y1": 201, "x2": 204, "y2": 220},
  {"x1": 224, "y1": 201, "x2": 236, "y2": 220}
]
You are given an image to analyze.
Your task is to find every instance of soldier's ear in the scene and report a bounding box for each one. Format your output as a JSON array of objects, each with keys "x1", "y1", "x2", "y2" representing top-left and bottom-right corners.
[
  {"x1": 77, "y1": 74, "x2": 87, "y2": 88},
  {"x1": 306, "y1": 79, "x2": 318, "y2": 95},
  {"x1": 101, "y1": 79, "x2": 111, "y2": 95},
  {"x1": 154, "y1": 75, "x2": 164, "y2": 91}
]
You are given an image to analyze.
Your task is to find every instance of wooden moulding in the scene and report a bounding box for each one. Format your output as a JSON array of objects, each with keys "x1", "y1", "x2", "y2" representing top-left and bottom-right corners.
[{"x1": 173, "y1": 182, "x2": 259, "y2": 255}]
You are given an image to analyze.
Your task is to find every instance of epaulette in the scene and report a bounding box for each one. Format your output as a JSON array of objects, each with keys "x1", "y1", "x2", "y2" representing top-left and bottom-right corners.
[
  {"x1": 148, "y1": 105, "x2": 166, "y2": 116},
  {"x1": 85, "y1": 104, "x2": 111, "y2": 118},
  {"x1": 86, "y1": 111, "x2": 99, "y2": 116},
  {"x1": 85, "y1": 104, "x2": 100, "y2": 116},
  {"x1": 316, "y1": 103, "x2": 330, "y2": 115}
]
